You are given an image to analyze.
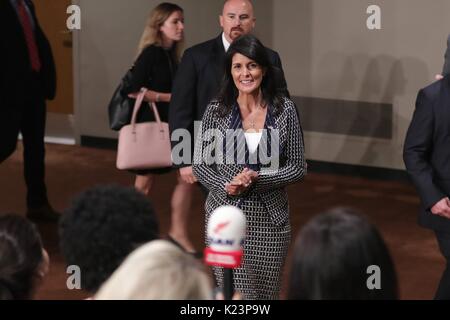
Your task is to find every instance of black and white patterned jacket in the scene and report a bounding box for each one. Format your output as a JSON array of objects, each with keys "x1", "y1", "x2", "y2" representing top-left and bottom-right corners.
[{"x1": 193, "y1": 97, "x2": 306, "y2": 226}]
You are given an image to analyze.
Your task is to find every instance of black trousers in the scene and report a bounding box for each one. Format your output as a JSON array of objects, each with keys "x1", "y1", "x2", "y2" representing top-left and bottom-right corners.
[
  {"x1": 435, "y1": 231, "x2": 450, "y2": 300},
  {"x1": 0, "y1": 73, "x2": 48, "y2": 208}
]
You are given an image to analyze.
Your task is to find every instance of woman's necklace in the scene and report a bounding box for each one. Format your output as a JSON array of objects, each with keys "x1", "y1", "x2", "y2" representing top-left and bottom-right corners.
[{"x1": 246, "y1": 104, "x2": 263, "y2": 130}]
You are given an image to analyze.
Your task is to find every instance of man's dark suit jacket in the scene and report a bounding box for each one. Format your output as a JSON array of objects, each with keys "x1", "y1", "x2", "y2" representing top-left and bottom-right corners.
[
  {"x1": 169, "y1": 34, "x2": 288, "y2": 167},
  {"x1": 0, "y1": 0, "x2": 56, "y2": 162},
  {"x1": 404, "y1": 76, "x2": 450, "y2": 232}
]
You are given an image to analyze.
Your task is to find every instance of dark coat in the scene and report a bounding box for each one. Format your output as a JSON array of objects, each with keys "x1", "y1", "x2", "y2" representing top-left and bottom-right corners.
[
  {"x1": 0, "y1": 0, "x2": 56, "y2": 104},
  {"x1": 404, "y1": 76, "x2": 450, "y2": 232}
]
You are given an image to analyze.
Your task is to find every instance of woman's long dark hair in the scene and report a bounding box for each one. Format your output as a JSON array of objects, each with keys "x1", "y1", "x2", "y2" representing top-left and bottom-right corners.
[
  {"x1": 216, "y1": 34, "x2": 285, "y2": 117},
  {"x1": 0, "y1": 214, "x2": 44, "y2": 300},
  {"x1": 287, "y1": 208, "x2": 398, "y2": 300}
]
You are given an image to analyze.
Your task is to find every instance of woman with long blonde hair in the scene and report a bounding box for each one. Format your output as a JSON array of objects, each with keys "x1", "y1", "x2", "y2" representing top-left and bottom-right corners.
[{"x1": 125, "y1": 3, "x2": 198, "y2": 255}]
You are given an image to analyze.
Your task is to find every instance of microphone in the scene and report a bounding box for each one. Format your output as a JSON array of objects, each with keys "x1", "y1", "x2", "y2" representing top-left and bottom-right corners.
[{"x1": 204, "y1": 205, "x2": 246, "y2": 300}]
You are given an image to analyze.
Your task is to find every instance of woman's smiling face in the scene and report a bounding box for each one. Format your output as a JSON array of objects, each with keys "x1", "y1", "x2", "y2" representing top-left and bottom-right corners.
[{"x1": 231, "y1": 53, "x2": 265, "y2": 95}]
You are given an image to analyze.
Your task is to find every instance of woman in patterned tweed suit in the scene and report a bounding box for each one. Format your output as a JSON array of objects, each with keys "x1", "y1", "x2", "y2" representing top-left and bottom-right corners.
[{"x1": 192, "y1": 35, "x2": 306, "y2": 299}]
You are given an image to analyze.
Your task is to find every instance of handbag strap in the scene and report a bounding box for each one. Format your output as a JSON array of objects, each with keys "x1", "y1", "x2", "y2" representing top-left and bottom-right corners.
[
  {"x1": 149, "y1": 101, "x2": 162, "y2": 125},
  {"x1": 130, "y1": 88, "x2": 148, "y2": 125},
  {"x1": 149, "y1": 101, "x2": 165, "y2": 134},
  {"x1": 129, "y1": 88, "x2": 164, "y2": 125}
]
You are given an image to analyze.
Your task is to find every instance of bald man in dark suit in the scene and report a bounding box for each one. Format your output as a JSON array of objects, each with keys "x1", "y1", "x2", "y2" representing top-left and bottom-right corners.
[{"x1": 169, "y1": 0, "x2": 288, "y2": 184}]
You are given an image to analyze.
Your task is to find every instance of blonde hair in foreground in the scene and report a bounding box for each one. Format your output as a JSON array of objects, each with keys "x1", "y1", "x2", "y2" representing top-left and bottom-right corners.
[
  {"x1": 95, "y1": 240, "x2": 212, "y2": 300},
  {"x1": 136, "y1": 2, "x2": 184, "y2": 60}
]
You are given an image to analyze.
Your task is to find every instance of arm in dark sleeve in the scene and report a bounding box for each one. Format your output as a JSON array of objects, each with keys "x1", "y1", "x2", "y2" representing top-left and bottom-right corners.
[
  {"x1": 403, "y1": 88, "x2": 446, "y2": 209},
  {"x1": 272, "y1": 52, "x2": 290, "y2": 98},
  {"x1": 124, "y1": 46, "x2": 154, "y2": 94},
  {"x1": 33, "y1": 2, "x2": 56, "y2": 101},
  {"x1": 443, "y1": 35, "x2": 450, "y2": 76},
  {"x1": 0, "y1": 38, "x2": 4, "y2": 100},
  {"x1": 169, "y1": 48, "x2": 198, "y2": 167}
]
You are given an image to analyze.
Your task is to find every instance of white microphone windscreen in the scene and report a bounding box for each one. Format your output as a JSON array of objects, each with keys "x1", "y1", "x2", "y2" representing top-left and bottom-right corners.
[{"x1": 204, "y1": 206, "x2": 246, "y2": 268}]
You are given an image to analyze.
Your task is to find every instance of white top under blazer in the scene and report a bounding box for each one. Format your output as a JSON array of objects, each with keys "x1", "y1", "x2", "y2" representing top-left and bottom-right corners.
[{"x1": 244, "y1": 132, "x2": 263, "y2": 154}]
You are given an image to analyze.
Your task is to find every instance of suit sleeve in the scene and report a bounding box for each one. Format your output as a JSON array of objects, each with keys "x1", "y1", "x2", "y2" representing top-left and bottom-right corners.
[
  {"x1": 31, "y1": 1, "x2": 56, "y2": 100},
  {"x1": 272, "y1": 52, "x2": 290, "y2": 98},
  {"x1": 443, "y1": 35, "x2": 450, "y2": 76},
  {"x1": 169, "y1": 48, "x2": 197, "y2": 167},
  {"x1": 0, "y1": 32, "x2": 4, "y2": 99},
  {"x1": 253, "y1": 101, "x2": 306, "y2": 193},
  {"x1": 403, "y1": 88, "x2": 446, "y2": 210}
]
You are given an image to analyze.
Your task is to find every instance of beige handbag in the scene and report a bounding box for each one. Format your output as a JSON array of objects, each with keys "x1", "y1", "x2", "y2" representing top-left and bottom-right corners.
[{"x1": 116, "y1": 89, "x2": 172, "y2": 170}]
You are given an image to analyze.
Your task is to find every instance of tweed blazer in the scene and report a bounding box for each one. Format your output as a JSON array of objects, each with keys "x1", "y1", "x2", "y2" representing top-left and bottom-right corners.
[{"x1": 193, "y1": 97, "x2": 306, "y2": 226}]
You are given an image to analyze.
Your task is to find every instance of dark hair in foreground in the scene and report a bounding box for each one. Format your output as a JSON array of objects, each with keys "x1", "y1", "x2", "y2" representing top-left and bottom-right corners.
[
  {"x1": 288, "y1": 207, "x2": 398, "y2": 300},
  {"x1": 216, "y1": 34, "x2": 285, "y2": 116},
  {"x1": 0, "y1": 214, "x2": 44, "y2": 300},
  {"x1": 59, "y1": 185, "x2": 159, "y2": 293}
]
